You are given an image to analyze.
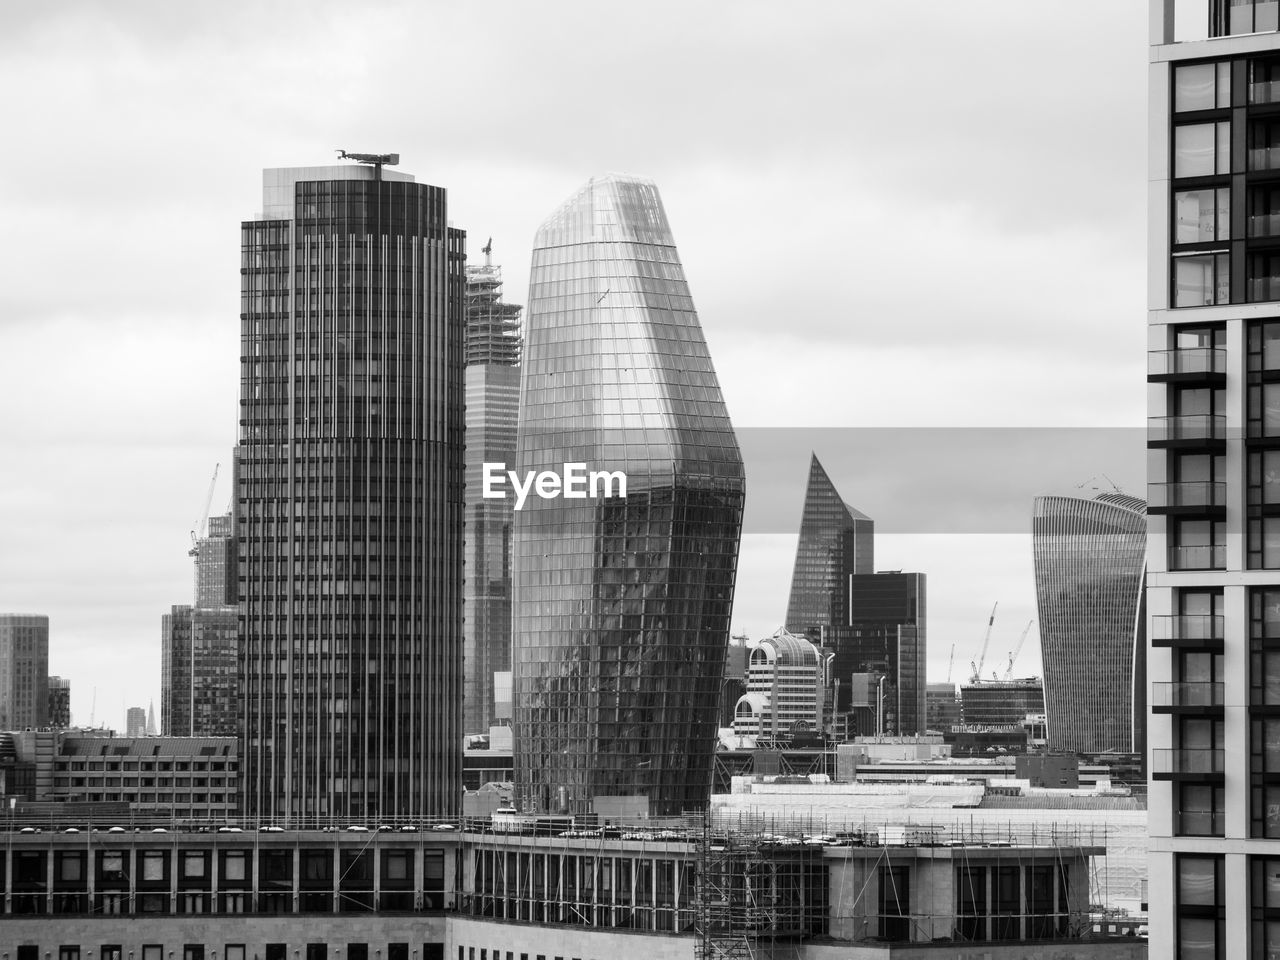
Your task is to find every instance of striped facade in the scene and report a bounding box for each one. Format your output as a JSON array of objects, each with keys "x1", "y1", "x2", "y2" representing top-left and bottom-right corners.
[{"x1": 1032, "y1": 494, "x2": 1147, "y2": 755}]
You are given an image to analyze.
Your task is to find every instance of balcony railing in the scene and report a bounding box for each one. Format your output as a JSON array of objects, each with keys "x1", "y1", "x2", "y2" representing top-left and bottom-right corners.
[
  {"x1": 1251, "y1": 277, "x2": 1280, "y2": 304},
  {"x1": 1251, "y1": 213, "x2": 1280, "y2": 238},
  {"x1": 1169, "y1": 544, "x2": 1227, "y2": 570},
  {"x1": 1152, "y1": 748, "x2": 1225, "y2": 779},
  {"x1": 1251, "y1": 146, "x2": 1280, "y2": 172},
  {"x1": 1147, "y1": 415, "x2": 1226, "y2": 446},
  {"x1": 1151, "y1": 614, "x2": 1225, "y2": 647},
  {"x1": 1148, "y1": 348, "x2": 1227, "y2": 379},
  {"x1": 1151, "y1": 681, "x2": 1225, "y2": 710},
  {"x1": 1147, "y1": 481, "x2": 1227, "y2": 512}
]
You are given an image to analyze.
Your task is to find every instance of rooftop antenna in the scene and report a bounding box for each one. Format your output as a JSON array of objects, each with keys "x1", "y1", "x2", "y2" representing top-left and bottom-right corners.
[{"x1": 335, "y1": 149, "x2": 400, "y2": 182}]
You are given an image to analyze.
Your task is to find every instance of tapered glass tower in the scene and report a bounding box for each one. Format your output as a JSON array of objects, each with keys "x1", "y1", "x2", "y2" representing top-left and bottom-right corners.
[
  {"x1": 785, "y1": 454, "x2": 874, "y2": 640},
  {"x1": 513, "y1": 175, "x2": 745, "y2": 816},
  {"x1": 1033, "y1": 493, "x2": 1146, "y2": 755},
  {"x1": 236, "y1": 162, "x2": 465, "y2": 822}
]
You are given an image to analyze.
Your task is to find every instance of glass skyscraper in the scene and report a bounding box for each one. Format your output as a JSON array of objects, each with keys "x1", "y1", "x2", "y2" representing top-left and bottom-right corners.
[
  {"x1": 463, "y1": 248, "x2": 522, "y2": 735},
  {"x1": 785, "y1": 454, "x2": 874, "y2": 641},
  {"x1": 1032, "y1": 493, "x2": 1146, "y2": 755},
  {"x1": 512, "y1": 175, "x2": 744, "y2": 816},
  {"x1": 236, "y1": 163, "x2": 465, "y2": 822}
]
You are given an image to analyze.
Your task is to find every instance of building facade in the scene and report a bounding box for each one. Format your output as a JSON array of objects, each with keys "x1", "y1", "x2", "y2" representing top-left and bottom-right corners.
[
  {"x1": 785, "y1": 454, "x2": 874, "y2": 641},
  {"x1": 125, "y1": 708, "x2": 146, "y2": 739},
  {"x1": 512, "y1": 175, "x2": 745, "y2": 816},
  {"x1": 1148, "y1": 4, "x2": 1280, "y2": 958},
  {"x1": 1033, "y1": 494, "x2": 1147, "y2": 755},
  {"x1": 732, "y1": 628, "x2": 831, "y2": 740},
  {"x1": 47, "y1": 676, "x2": 70, "y2": 728},
  {"x1": 462, "y1": 247, "x2": 522, "y2": 735},
  {"x1": 830, "y1": 572, "x2": 927, "y2": 736},
  {"x1": 0, "y1": 615, "x2": 49, "y2": 731},
  {"x1": 960, "y1": 678, "x2": 1046, "y2": 728},
  {"x1": 235, "y1": 162, "x2": 466, "y2": 822}
]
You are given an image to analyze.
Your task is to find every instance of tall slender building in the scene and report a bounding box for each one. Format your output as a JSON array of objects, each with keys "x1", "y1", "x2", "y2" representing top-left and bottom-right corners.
[
  {"x1": 512, "y1": 175, "x2": 745, "y2": 816},
  {"x1": 1033, "y1": 493, "x2": 1146, "y2": 756},
  {"x1": 838, "y1": 571, "x2": 927, "y2": 735},
  {"x1": 785, "y1": 454, "x2": 874, "y2": 640},
  {"x1": 1149, "y1": 5, "x2": 1280, "y2": 957},
  {"x1": 0, "y1": 615, "x2": 49, "y2": 730},
  {"x1": 236, "y1": 160, "x2": 466, "y2": 822},
  {"x1": 463, "y1": 244, "x2": 522, "y2": 735},
  {"x1": 161, "y1": 512, "x2": 239, "y2": 737}
]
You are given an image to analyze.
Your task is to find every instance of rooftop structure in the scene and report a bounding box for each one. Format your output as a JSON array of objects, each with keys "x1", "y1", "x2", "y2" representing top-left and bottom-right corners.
[{"x1": 732, "y1": 628, "x2": 831, "y2": 741}]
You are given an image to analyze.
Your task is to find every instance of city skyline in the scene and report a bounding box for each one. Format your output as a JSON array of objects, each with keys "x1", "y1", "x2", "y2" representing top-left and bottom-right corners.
[{"x1": 0, "y1": 2, "x2": 1148, "y2": 720}]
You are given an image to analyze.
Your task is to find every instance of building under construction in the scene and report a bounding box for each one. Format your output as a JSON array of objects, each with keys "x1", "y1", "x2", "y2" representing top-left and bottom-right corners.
[
  {"x1": 960, "y1": 677, "x2": 1046, "y2": 728},
  {"x1": 6, "y1": 813, "x2": 1145, "y2": 959}
]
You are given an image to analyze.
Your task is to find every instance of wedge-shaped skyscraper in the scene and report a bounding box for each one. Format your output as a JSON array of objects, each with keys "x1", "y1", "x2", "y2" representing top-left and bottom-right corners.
[
  {"x1": 513, "y1": 175, "x2": 745, "y2": 816},
  {"x1": 785, "y1": 454, "x2": 874, "y2": 640},
  {"x1": 1032, "y1": 493, "x2": 1147, "y2": 755}
]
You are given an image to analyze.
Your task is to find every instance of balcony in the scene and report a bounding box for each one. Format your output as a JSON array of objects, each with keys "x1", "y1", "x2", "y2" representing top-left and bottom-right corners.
[
  {"x1": 1147, "y1": 481, "x2": 1227, "y2": 516},
  {"x1": 1169, "y1": 544, "x2": 1227, "y2": 570},
  {"x1": 1147, "y1": 415, "x2": 1226, "y2": 449},
  {"x1": 1251, "y1": 146, "x2": 1280, "y2": 172},
  {"x1": 1151, "y1": 614, "x2": 1225, "y2": 649},
  {"x1": 1147, "y1": 348, "x2": 1227, "y2": 383},
  {"x1": 1152, "y1": 747, "x2": 1225, "y2": 781},
  {"x1": 1251, "y1": 213, "x2": 1280, "y2": 238},
  {"x1": 1151, "y1": 681, "x2": 1225, "y2": 714}
]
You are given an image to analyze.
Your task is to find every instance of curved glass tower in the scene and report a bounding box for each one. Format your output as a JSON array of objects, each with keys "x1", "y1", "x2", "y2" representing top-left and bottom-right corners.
[
  {"x1": 513, "y1": 175, "x2": 745, "y2": 816},
  {"x1": 1032, "y1": 493, "x2": 1147, "y2": 755}
]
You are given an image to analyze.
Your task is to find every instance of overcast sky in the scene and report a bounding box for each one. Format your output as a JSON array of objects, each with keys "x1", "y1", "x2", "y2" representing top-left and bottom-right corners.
[{"x1": 0, "y1": 2, "x2": 1149, "y2": 730}]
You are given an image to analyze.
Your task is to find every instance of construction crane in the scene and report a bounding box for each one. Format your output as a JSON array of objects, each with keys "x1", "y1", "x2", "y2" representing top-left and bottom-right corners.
[
  {"x1": 969, "y1": 602, "x2": 998, "y2": 683},
  {"x1": 1003, "y1": 620, "x2": 1035, "y2": 681},
  {"x1": 189, "y1": 464, "x2": 220, "y2": 555},
  {"x1": 946, "y1": 643, "x2": 955, "y2": 684}
]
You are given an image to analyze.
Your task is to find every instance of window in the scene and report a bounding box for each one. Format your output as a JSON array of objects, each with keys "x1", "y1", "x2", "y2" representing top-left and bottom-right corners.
[
  {"x1": 224, "y1": 948, "x2": 246, "y2": 960},
  {"x1": 306, "y1": 946, "x2": 327, "y2": 960},
  {"x1": 1215, "y1": 0, "x2": 1280, "y2": 37},
  {"x1": 878, "y1": 865, "x2": 910, "y2": 941},
  {"x1": 348, "y1": 947, "x2": 368, "y2": 960},
  {"x1": 266, "y1": 946, "x2": 287, "y2": 960},
  {"x1": 142, "y1": 947, "x2": 163, "y2": 960},
  {"x1": 1178, "y1": 855, "x2": 1224, "y2": 958},
  {"x1": 1176, "y1": 188, "x2": 1232, "y2": 243},
  {"x1": 183, "y1": 851, "x2": 207, "y2": 879},
  {"x1": 142, "y1": 850, "x2": 166, "y2": 881},
  {"x1": 101, "y1": 948, "x2": 123, "y2": 960},
  {"x1": 1252, "y1": 857, "x2": 1280, "y2": 959},
  {"x1": 59, "y1": 948, "x2": 80, "y2": 960},
  {"x1": 223, "y1": 850, "x2": 248, "y2": 881},
  {"x1": 1177, "y1": 61, "x2": 1233, "y2": 111},
  {"x1": 1181, "y1": 783, "x2": 1227, "y2": 837},
  {"x1": 184, "y1": 947, "x2": 205, "y2": 960},
  {"x1": 1172, "y1": 519, "x2": 1227, "y2": 570},
  {"x1": 1176, "y1": 121, "x2": 1231, "y2": 177}
]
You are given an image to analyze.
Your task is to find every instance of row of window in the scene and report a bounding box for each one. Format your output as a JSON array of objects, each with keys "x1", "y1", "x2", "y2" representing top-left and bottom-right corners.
[
  {"x1": 24, "y1": 945, "x2": 443, "y2": 960},
  {"x1": 1174, "y1": 852, "x2": 1280, "y2": 959}
]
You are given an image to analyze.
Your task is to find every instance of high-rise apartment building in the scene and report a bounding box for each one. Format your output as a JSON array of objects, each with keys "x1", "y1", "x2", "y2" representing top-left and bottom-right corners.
[
  {"x1": 463, "y1": 245, "x2": 522, "y2": 735},
  {"x1": 193, "y1": 512, "x2": 237, "y2": 607},
  {"x1": 785, "y1": 454, "x2": 873, "y2": 641},
  {"x1": 236, "y1": 160, "x2": 465, "y2": 821},
  {"x1": 833, "y1": 572, "x2": 927, "y2": 735},
  {"x1": 0, "y1": 615, "x2": 49, "y2": 730},
  {"x1": 512, "y1": 175, "x2": 745, "y2": 816},
  {"x1": 1149, "y1": 4, "x2": 1280, "y2": 957},
  {"x1": 47, "y1": 676, "x2": 70, "y2": 728},
  {"x1": 1032, "y1": 493, "x2": 1146, "y2": 756}
]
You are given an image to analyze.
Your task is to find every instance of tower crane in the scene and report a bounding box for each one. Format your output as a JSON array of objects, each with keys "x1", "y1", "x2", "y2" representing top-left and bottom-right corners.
[
  {"x1": 946, "y1": 643, "x2": 955, "y2": 685},
  {"x1": 189, "y1": 464, "x2": 220, "y2": 555},
  {"x1": 969, "y1": 602, "x2": 998, "y2": 683},
  {"x1": 1003, "y1": 620, "x2": 1035, "y2": 681}
]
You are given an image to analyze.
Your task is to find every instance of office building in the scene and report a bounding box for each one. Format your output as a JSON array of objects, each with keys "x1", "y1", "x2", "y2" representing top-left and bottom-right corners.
[
  {"x1": 731, "y1": 628, "x2": 831, "y2": 740},
  {"x1": 125, "y1": 707, "x2": 146, "y2": 738},
  {"x1": 462, "y1": 244, "x2": 522, "y2": 735},
  {"x1": 235, "y1": 160, "x2": 466, "y2": 821},
  {"x1": 1148, "y1": 5, "x2": 1280, "y2": 957},
  {"x1": 0, "y1": 614, "x2": 49, "y2": 730},
  {"x1": 512, "y1": 175, "x2": 745, "y2": 816},
  {"x1": 785, "y1": 454, "x2": 874, "y2": 640},
  {"x1": 46, "y1": 676, "x2": 70, "y2": 728},
  {"x1": 830, "y1": 572, "x2": 927, "y2": 736},
  {"x1": 960, "y1": 677, "x2": 1046, "y2": 728},
  {"x1": 926, "y1": 681, "x2": 961, "y2": 731},
  {"x1": 163, "y1": 507, "x2": 240, "y2": 739},
  {"x1": 1032, "y1": 494, "x2": 1146, "y2": 755}
]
